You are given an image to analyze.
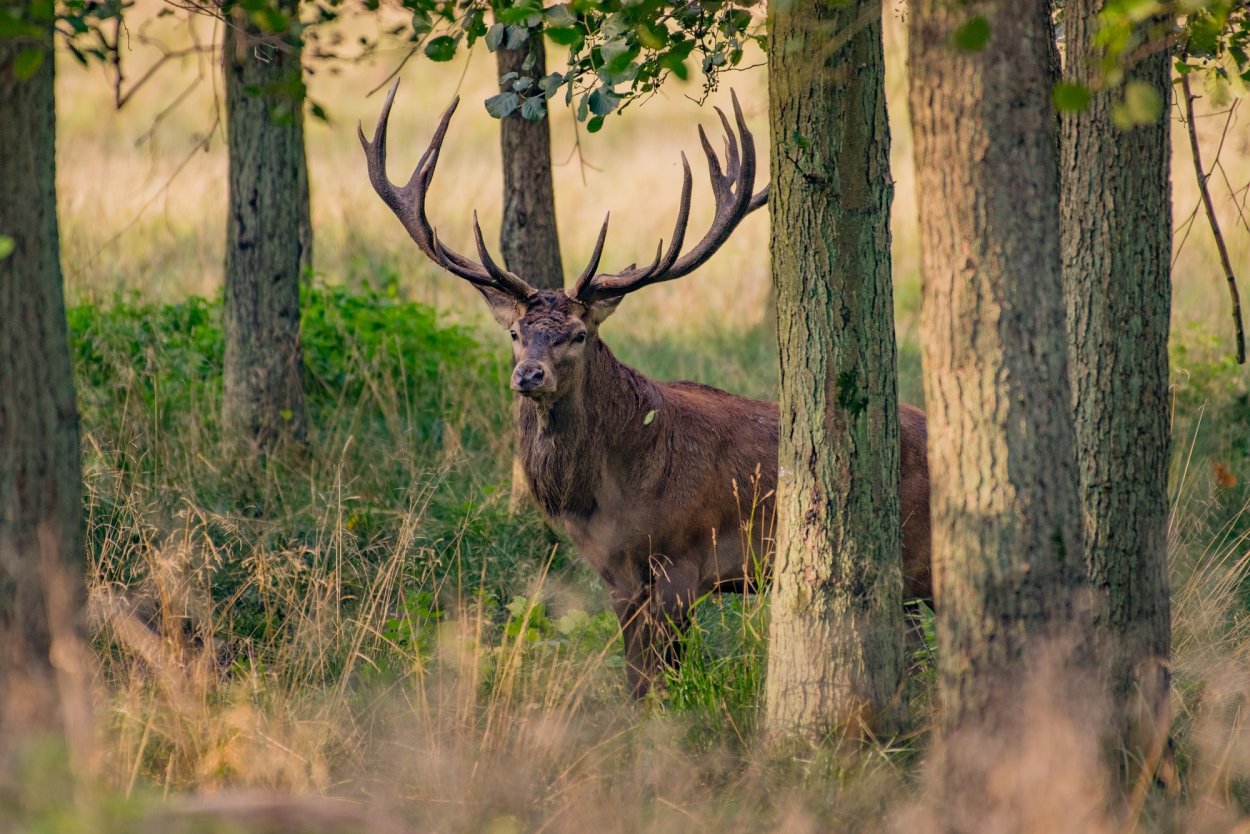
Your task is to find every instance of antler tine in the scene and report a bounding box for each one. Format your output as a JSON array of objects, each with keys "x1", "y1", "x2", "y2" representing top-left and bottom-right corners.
[
  {"x1": 749, "y1": 184, "x2": 770, "y2": 212},
  {"x1": 572, "y1": 213, "x2": 611, "y2": 298},
  {"x1": 716, "y1": 104, "x2": 740, "y2": 182},
  {"x1": 472, "y1": 211, "x2": 534, "y2": 297},
  {"x1": 651, "y1": 152, "x2": 694, "y2": 275},
  {"x1": 577, "y1": 154, "x2": 693, "y2": 302},
  {"x1": 359, "y1": 81, "x2": 537, "y2": 299},
  {"x1": 577, "y1": 89, "x2": 766, "y2": 304}
]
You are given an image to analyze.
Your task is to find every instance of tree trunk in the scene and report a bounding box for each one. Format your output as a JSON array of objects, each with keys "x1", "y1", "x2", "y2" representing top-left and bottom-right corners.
[
  {"x1": 0, "y1": 19, "x2": 91, "y2": 763},
  {"x1": 223, "y1": 4, "x2": 310, "y2": 457},
  {"x1": 763, "y1": 0, "x2": 906, "y2": 742},
  {"x1": 496, "y1": 33, "x2": 564, "y2": 513},
  {"x1": 908, "y1": 0, "x2": 1087, "y2": 737},
  {"x1": 1060, "y1": 0, "x2": 1172, "y2": 786}
]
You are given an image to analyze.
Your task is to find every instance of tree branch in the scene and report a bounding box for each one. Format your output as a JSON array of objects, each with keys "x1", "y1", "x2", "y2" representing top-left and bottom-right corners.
[{"x1": 1180, "y1": 70, "x2": 1246, "y2": 365}]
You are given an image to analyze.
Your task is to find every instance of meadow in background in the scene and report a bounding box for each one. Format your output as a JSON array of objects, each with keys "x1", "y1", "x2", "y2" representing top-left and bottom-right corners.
[{"x1": 9, "y1": 0, "x2": 1250, "y2": 830}]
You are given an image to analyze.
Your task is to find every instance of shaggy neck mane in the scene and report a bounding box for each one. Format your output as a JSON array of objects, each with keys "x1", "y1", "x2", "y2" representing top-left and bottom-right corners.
[{"x1": 516, "y1": 340, "x2": 658, "y2": 521}]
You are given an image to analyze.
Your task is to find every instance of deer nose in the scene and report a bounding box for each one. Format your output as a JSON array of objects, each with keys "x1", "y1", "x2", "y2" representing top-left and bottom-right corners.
[{"x1": 511, "y1": 362, "x2": 550, "y2": 395}]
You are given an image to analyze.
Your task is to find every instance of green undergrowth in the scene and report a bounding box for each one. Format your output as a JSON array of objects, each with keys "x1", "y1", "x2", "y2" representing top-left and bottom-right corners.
[{"x1": 69, "y1": 281, "x2": 572, "y2": 662}]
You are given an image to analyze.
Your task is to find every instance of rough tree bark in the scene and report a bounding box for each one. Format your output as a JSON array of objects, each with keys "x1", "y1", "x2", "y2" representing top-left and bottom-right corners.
[
  {"x1": 223, "y1": 2, "x2": 310, "y2": 456},
  {"x1": 908, "y1": 0, "x2": 1087, "y2": 738},
  {"x1": 495, "y1": 32, "x2": 565, "y2": 513},
  {"x1": 1061, "y1": 0, "x2": 1172, "y2": 783},
  {"x1": 764, "y1": 0, "x2": 906, "y2": 741},
  {"x1": 0, "y1": 17, "x2": 91, "y2": 761}
]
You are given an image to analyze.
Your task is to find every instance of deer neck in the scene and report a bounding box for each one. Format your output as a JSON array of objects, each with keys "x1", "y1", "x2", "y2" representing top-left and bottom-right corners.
[{"x1": 515, "y1": 340, "x2": 657, "y2": 521}]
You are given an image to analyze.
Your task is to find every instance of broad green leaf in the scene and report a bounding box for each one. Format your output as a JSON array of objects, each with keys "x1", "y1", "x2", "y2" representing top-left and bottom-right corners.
[
  {"x1": 1113, "y1": 79, "x2": 1163, "y2": 127},
  {"x1": 588, "y1": 86, "x2": 620, "y2": 116},
  {"x1": 1205, "y1": 71, "x2": 1232, "y2": 108},
  {"x1": 1052, "y1": 82, "x2": 1092, "y2": 112},
  {"x1": 587, "y1": 115, "x2": 604, "y2": 132},
  {"x1": 643, "y1": 409, "x2": 656, "y2": 425},
  {"x1": 13, "y1": 48, "x2": 44, "y2": 80},
  {"x1": 545, "y1": 4, "x2": 576, "y2": 27},
  {"x1": 520, "y1": 95, "x2": 546, "y2": 121},
  {"x1": 636, "y1": 21, "x2": 669, "y2": 50},
  {"x1": 504, "y1": 24, "x2": 528, "y2": 50},
  {"x1": 485, "y1": 91, "x2": 520, "y2": 118},
  {"x1": 538, "y1": 72, "x2": 564, "y2": 99},
  {"x1": 953, "y1": 16, "x2": 990, "y2": 52},
  {"x1": 485, "y1": 22, "x2": 505, "y2": 51},
  {"x1": 545, "y1": 26, "x2": 582, "y2": 46},
  {"x1": 0, "y1": 236, "x2": 14, "y2": 260},
  {"x1": 424, "y1": 35, "x2": 458, "y2": 61}
]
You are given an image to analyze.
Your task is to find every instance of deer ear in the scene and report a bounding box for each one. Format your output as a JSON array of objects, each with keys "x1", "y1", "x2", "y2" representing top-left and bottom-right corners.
[
  {"x1": 587, "y1": 295, "x2": 623, "y2": 326},
  {"x1": 475, "y1": 285, "x2": 523, "y2": 328}
]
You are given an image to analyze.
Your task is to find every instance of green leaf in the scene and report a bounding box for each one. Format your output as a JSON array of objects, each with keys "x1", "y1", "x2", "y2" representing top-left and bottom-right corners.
[
  {"x1": 520, "y1": 95, "x2": 546, "y2": 121},
  {"x1": 643, "y1": 409, "x2": 656, "y2": 425},
  {"x1": 1205, "y1": 71, "x2": 1232, "y2": 109},
  {"x1": 485, "y1": 22, "x2": 505, "y2": 51},
  {"x1": 953, "y1": 16, "x2": 990, "y2": 52},
  {"x1": 545, "y1": 4, "x2": 576, "y2": 27},
  {"x1": 308, "y1": 101, "x2": 329, "y2": 122},
  {"x1": 504, "y1": 24, "x2": 529, "y2": 50},
  {"x1": 424, "y1": 35, "x2": 458, "y2": 62},
  {"x1": 0, "y1": 236, "x2": 14, "y2": 260},
  {"x1": 485, "y1": 91, "x2": 520, "y2": 118},
  {"x1": 587, "y1": 115, "x2": 604, "y2": 132},
  {"x1": 545, "y1": 26, "x2": 582, "y2": 46},
  {"x1": 1052, "y1": 82, "x2": 1091, "y2": 112},
  {"x1": 588, "y1": 86, "x2": 620, "y2": 116},
  {"x1": 1113, "y1": 80, "x2": 1163, "y2": 128},
  {"x1": 538, "y1": 72, "x2": 564, "y2": 99},
  {"x1": 635, "y1": 21, "x2": 668, "y2": 50},
  {"x1": 13, "y1": 48, "x2": 44, "y2": 81}
]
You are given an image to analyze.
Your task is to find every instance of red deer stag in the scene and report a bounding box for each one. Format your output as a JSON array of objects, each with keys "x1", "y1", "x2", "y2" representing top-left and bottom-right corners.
[{"x1": 360, "y1": 81, "x2": 931, "y2": 696}]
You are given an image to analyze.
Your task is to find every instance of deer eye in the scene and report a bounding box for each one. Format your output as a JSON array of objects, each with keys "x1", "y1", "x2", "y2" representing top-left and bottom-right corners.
[
  {"x1": 572, "y1": 332, "x2": 587, "y2": 344},
  {"x1": 510, "y1": 330, "x2": 519, "y2": 342}
]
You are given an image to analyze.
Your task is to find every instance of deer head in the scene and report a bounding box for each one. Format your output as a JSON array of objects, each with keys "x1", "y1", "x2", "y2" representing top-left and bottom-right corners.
[{"x1": 358, "y1": 81, "x2": 768, "y2": 404}]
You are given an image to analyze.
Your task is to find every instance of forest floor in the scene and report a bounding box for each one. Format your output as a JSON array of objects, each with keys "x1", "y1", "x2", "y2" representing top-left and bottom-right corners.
[{"x1": 6, "y1": 2, "x2": 1250, "y2": 831}]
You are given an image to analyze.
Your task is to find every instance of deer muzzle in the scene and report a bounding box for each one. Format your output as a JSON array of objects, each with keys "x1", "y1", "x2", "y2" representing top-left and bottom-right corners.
[{"x1": 511, "y1": 361, "x2": 557, "y2": 397}]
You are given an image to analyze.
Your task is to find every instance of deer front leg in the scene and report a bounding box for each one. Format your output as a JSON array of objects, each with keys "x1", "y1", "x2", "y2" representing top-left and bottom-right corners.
[{"x1": 608, "y1": 558, "x2": 700, "y2": 698}]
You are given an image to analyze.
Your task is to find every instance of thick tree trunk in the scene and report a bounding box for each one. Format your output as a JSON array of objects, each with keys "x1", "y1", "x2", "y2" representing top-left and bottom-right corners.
[
  {"x1": 908, "y1": 0, "x2": 1087, "y2": 737},
  {"x1": 223, "y1": 4, "x2": 310, "y2": 456},
  {"x1": 763, "y1": 0, "x2": 906, "y2": 741},
  {"x1": 0, "y1": 20, "x2": 91, "y2": 761},
  {"x1": 496, "y1": 34, "x2": 564, "y2": 513},
  {"x1": 1060, "y1": 0, "x2": 1172, "y2": 785}
]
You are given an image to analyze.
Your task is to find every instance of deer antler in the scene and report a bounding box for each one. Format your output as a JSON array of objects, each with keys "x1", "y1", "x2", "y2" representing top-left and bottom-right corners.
[
  {"x1": 573, "y1": 90, "x2": 768, "y2": 305},
  {"x1": 359, "y1": 80, "x2": 537, "y2": 301}
]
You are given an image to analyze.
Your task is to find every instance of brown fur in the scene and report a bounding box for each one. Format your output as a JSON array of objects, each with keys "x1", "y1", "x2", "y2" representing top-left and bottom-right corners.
[{"x1": 495, "y1": 290, "x2": 931, "y2": 696}]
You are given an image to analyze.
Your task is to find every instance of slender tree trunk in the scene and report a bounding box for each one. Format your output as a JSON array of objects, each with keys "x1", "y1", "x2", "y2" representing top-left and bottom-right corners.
[
  {"x1": 495, "y1": 33, "x2": 564, "y2": 513},
  {"x1": 223, "y1": 4, "x2": 310, "y2": 456},
  {"x1": 0, "y1": 18, "x2": 91, "y2": 763},
  {"x1": 764, "y1": 0, "x2": 906, "y2": 742},
  {"x1": 1061, "y1": 0, "x2": 1172, "y2": 786},
  {"x1": 909, "y1": 0, "x2": 1087, "y2": 739}
]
